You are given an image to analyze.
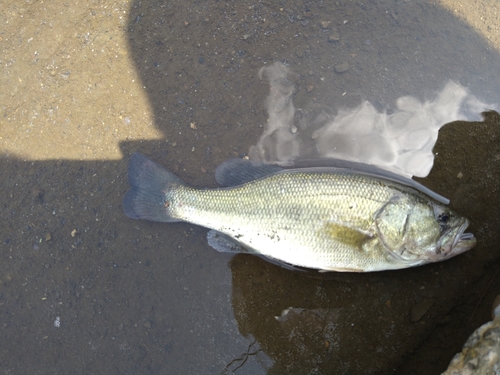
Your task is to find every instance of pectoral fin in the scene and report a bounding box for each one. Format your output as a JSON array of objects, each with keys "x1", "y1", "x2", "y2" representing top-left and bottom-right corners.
[
  {"x1": 215, "y1": 159, "x2": 283, "y2": 186},
  {"x1": 321, "y1": 222, "x2": 373, "y2": 249},
  {"x1": 207, "y1": 230, "x2": 248, "y2": 253}
]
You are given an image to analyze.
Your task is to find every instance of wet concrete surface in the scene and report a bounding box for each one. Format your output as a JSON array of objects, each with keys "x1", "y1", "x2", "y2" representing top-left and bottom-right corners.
[{"x1": 1, "y1": 0, "x2": 500, "y2": 374}]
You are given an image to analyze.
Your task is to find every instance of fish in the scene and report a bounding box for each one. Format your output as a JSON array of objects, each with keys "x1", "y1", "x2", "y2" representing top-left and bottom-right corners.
[{"x1": 123, "y1": 152, "x2": 476, "y2": 272}]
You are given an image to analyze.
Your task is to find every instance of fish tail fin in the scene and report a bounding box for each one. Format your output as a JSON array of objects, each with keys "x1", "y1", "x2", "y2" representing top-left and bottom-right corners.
[{"x1": 123, "y1": 153, "x2": 184, "y2": 222}]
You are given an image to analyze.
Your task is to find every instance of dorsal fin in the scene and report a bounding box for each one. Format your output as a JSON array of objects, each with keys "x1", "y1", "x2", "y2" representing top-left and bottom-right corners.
[{"x1": 215, "y1": 158, "x2": 283, "y2": 187}]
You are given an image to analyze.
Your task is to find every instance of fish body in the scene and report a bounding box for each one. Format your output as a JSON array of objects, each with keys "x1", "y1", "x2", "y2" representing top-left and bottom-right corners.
[{"x1": 123, "y1": 153, "x2": 476, "y2": 272}]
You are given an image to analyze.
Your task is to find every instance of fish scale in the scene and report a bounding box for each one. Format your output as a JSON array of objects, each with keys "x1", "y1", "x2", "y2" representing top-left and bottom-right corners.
[
  {"x1": 167, "y1": 173, "x2": 432, "y2": 270},
  {"x1": 123, "y1": 153, "x2": 476, "y2": 272}
]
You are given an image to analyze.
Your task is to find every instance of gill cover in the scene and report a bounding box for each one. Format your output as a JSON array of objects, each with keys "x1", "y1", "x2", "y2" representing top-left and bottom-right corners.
[{"x1": 374, "y1": 197, "x2": 443, "y2": 262}]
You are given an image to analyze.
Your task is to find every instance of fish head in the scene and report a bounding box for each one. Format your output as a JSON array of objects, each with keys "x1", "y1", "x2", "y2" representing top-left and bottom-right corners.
[
  {"x1": 428, "y1": 204, "x2": 477, "y2": 260},
  {"x1": 375, "y1": 199, "x2": 476, "y2": 266}
]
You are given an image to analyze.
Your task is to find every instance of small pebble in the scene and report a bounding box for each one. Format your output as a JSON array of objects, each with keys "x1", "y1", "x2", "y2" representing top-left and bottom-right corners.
[
  {"x1": 334, "y1": 62, "x2": 349, "y2": 73},
  {"x1": 71, "y1": 229, "x2": 77, "y2": 237},
  {"x1": 320, "y1": 21, "x2": 332, "y2": 29}
]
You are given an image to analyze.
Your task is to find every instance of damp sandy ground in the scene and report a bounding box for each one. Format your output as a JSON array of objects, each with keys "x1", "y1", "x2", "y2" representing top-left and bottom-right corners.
[{"x1": 1, "y1": 0, "x2": 500, "y2": 374}]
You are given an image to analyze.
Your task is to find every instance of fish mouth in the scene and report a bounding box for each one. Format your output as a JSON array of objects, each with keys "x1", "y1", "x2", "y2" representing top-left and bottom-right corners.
[
  {"x1": 436, "y1": 221, "x2": 476, "y2": 260},
  {"x1": 450, "y1": 221, "x2": 477, "y2": 255},
  {"x1": 453, "y1": 231, "x2": 477, "y2": 252}
]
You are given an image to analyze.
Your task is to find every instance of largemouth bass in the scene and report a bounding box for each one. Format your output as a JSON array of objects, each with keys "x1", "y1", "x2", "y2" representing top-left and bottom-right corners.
[{"x1": 123, "y1": 153, "x2": 476, "y2": 272}]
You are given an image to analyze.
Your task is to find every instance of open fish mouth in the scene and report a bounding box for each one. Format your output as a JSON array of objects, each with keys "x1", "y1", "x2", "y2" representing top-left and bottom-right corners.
[
  {"x1": 455, "y1": 232, "x2": 476, "y2": 249},
  {"x1": 457, "y1": 232, "x2": 475, "y2": 243},
  {"x1": 436, "y1": 221, "x2": 476, "y2": 260},
  {"x1": 451, "y1": 222, "x2": 477, "y2": 255}
]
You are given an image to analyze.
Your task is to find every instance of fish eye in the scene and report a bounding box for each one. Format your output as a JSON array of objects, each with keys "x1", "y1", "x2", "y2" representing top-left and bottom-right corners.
[
  {"x1": 437, "y1": 213, "x2": 449, "y2": 224},
  {"x1": 437, "y1": 212, "x2": 451, "y2": 232}
]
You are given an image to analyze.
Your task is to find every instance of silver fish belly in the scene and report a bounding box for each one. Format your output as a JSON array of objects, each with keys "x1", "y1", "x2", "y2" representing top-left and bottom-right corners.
[{"x1": 123, "y1": 153, "x2": 476, "y2": 272}]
